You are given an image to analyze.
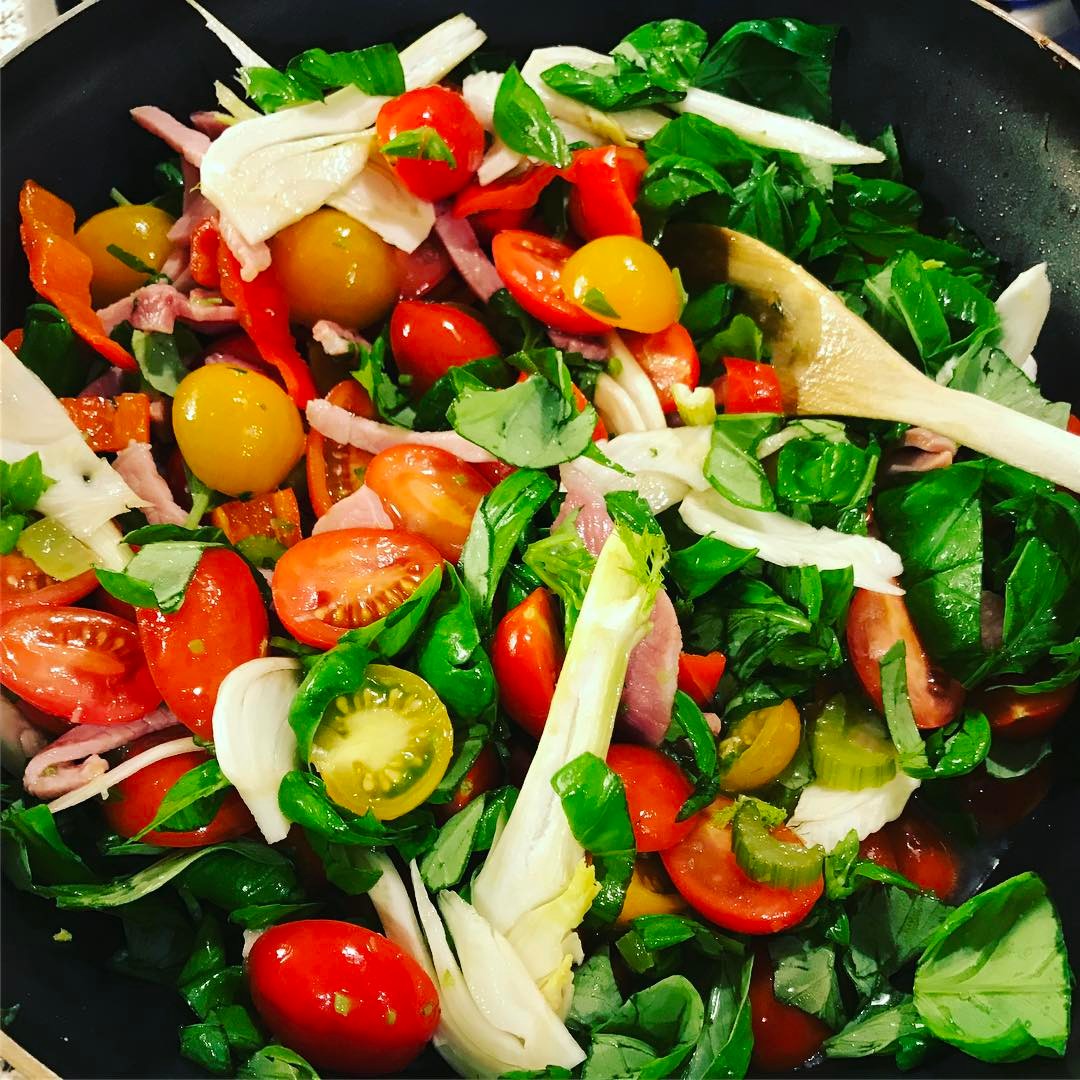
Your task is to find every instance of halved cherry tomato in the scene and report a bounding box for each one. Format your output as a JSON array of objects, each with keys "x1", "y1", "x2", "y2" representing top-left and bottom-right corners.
[
  {"x1": 453, "y1": 165, "x2": 558, "y2": 218},
  {"x1": 662, "y1": 796, "x2": 823, "y2": 934},
  {"x1": 473, "y1": 460, "x2": 517, "y2": 487},
  {"x1": 137, "y1": 549, "x2": 269, "y2": 739},
  {"x1": 390, "y1": 301, "x2": 500, "y2": 396},
  {"x1": 272, "y1": 529, "x2": 442, "y2": 649},
  {"x1": 566, "y1": 146, "x2": 647, "y2": 241},
  {"x1": 491, "y1": 588, "x2": 563, "y2": 740},
  {"x1": 306, "y1": 379, "x2": 377, "y2": 518},
  {"x1": 954, "y1": 759, "x2": 1055, "y2": 837},
  {"x1": 365, "y1": 445, "x2": 491, "y2": 562},
  {"x1": 847, "y1": 589, "x2": 965, "y2": 730},
  {"x1": 439, "y1": 744, "x2": 501, "y2": 820},
  {"x1": 189, "y1": 217, "x2": 221, "y2": 288},
  {"x1": 718, "y1": 700, "x2": 801, "y2": 794},
  {"x1": 394, "y1": 236, "x2": 453, "y2": 300},
  {"x1": 975, "y1": 681, "x2": 1077, "y2": 742},
  {"x1": 0, "y1": 607, "x2": 160, "y2": 723},
  {"x1": 58, "y1": 393, "x2": 151, "y2": 452},
  {"x1": 210, "y1": 489, "x2": 302, "y2": 550},
  {"x1": 715, "y1": 357, "x2": 784, "y2": 414},
  {"x1": 491, "y1": 231, "x2": 609, "y2": 335},
  {"x1": 376, "y1": 87, "x2": 484, "y2": 202},
  {"x1": 618, "y1": 855, "x2": 689, "y2": 923},
  {"x1": 857, "y1": 830, "x2": 900, "y2": 872},
  {"x1": 102, "y1": 730, "x2": 254, "y2": 847},
  {"x1": 677, "y1": 650, "x2": 726, "y2": 708},
  {"x1": 860, "y1": 811, "x2": 959, "y2": 900},
  {"x1": 248, "y1": 919, "x2": 439, "y2": 1076},
  {"x1": 606, "y1": 744, "x2": 695, "y2": 853},
  {"x1": 750, "y1": 951, "x2": 832, "y2": 1072},
  {"x1": 624, "y1": 324, "x2": 700, "y2": 413},
  {"x1": 4, "y1": 328, "x2": 25, "y2": 352},
  {"x1": 1, "y1": 553, "x2": 97, "y2": 611}
]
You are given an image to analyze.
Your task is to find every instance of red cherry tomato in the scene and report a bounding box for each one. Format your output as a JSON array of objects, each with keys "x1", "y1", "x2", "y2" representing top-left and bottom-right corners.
[
  {"x1": 136, "y1": 549, "x2": 269, "y2": 740},
  {"x1": 492, "y1": 588, "x2": 563, "y2": 740},
  {"x1": 858, "y1": 831, "x2": 900, "y2": 871},
  {"x1": 1, "y1": 552, "x2": 97, "y2": 611},
  {"x1": 750, "y1": 951, "x2": 832, "y2": 1072},
  {"x1": 439, "y1": 745, "x2": 501, "y2": 820},
  {"x1": 714, "y1": 357, "x2": 784, "y2": 414},
  {"x1": 623, "y1": 324, "x2": 700, "y2": 413},
  {"x1": 491, "y1": 231, "x2": 609, "y2": 335},
  {"x1": 102, "y1": 731, "x2": 254, "y2": 847},
  {"x1": 954, "y1": 759, "x2": 1055, "y2": 837},
  {"x1": 0, "y1": 607, "x2": 160, "y2": 724},
  {"x1": 473, "y1": 460, "x2": 517, "y2": 487},
  {"x1": 975, "y1": 681, "x2": 1077, "y2": 741},
  {"x1": 390, "y1": 301, "x2": 500, "y2": 395},
  {"x1": 394, "y1": 236, "x2": 453, "y2": 300},
  {"x1": 272, "y1": 529, "x2": 442, "y2": 649},
  {"x1": 365, "y1": 445, "x2": 491, "y2": 562},
  {"x1": 846, "y1": 589, "x2": 966, "y2": 730},
  {"x1": 376, "y1": 87, "x2": 484, "y2": 202},
  {"x1": 606, "y1": 744, "x2": 695, "y2": 853},
  {"x1": 248, "y1": 919, "x2": 440, "y2": 1076},
  {"x1": 662, "y1": 796, "x2": 823, "y2": 934},
  {"x1": 860, "y1": 811, "x2": 959, "y2": 900},
  {"x1": 676, "y1": 651, "x2": 726, "y2": 708},
  {"x1": 453, "y1": 165, "x2": 558, "y2": 218},
  {"x1": 470, "y1": 207, "x2": 532, "y2": 243},
  {"x1": 566, "y1": 146, "x2": 647, "y2": 241},
  {"x1": 306, "y1": 379, "x2": 377, "y2": 518},
  {"x1": 1068, "y1": 414, "x2": 1080, "y2": 436}
]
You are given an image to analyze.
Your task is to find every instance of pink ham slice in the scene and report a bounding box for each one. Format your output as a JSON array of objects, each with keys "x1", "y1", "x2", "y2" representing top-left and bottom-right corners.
[
  {"x1": 311, "y1": 320, "x2": 368, "y2": 357},
  {"x1": 548, "y1": 330, "x2": 608, "y2": 362},
  {"x1": 131, "y1": 106, "x2": 211, "y2": 167},
  {"x1": 97, "y1": 283, "x2": 237, "y2": 335},
  {"x1": 312, "y1": 486, "x2": 394, "y2": 534},
  {"x1": 113, "y1": 442, "x2": 188, "y2": 526},
  {"x1": 885, "y1": 426, "x2": 958, "y2": 475},
  {"x1": 433, "y1": 210, "x2": 504, "y2": 302}
]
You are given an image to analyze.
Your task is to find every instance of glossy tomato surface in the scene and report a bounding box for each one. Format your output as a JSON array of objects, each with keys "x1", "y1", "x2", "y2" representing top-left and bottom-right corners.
[
  {"x1": 566, "y1": 146, "x2": 646, "y2": 241},
  {"x1": 976, "y1": 682, "x2": 1078, "y2": 741},
  {"x1": 390, "y1": 301, "x2": 499, "y2": 395},
  {"x1": 860, "y1": 810, "x2": 960, "y2": 900},
  {"x1": 1, "y1": 552, "x2": 97, "y2": 610},
  {"x1": 606, "y1": 744, "x2": 695, "y2": 853},
  {"x1": 750, "y1": 951, "x2": 832, "y2": 1072},
  {"x1": 248, "y1": 920, "x2": 440, "y2": 1076},
  {"x1": 306, "y1": 379, "x2": 377, "y2": 518},
  {"x1": 624, "y1": 323, "x2": 700, "y2": 413}
]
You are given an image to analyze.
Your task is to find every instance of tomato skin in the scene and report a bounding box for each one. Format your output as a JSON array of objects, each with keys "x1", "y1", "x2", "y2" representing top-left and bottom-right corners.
[
  {"x1": 439, "y1": 745, "x2": 501, "y2": 820},
  {"x1": 390, "y1": 302, "x2": 500, "y2": 396},
  {"x1": 846, "y1": 589, "x2": 965, "y2": 730},
  {"x1": 662, "y1": 797, "x2": 823, "y2": 935},
  {"x1": 365, "y1": 445, "x2": 491, "y2": 562},
  {"x1": 491, "y1": 231, "x2": 610, "y2": 335},
  {"x1": 377, "y1": 87, "x2": 484, "y2": 202},
  {"x1": 750, "y1": 951, "x2": 832, "y2": 1072},
  {"x1": 136, "y1": 550, "x2": 269, "y2": 740},
  {"x1": 272, "y1": 529, "x2": 443, "y2": 649},
  {"x1": 860, "y1": 811, "x2": 959, "y2": 900},
  {"x1": 306, "y1": 379, "x2": 377, "y2": 518},
  {"x1": 393, "y1": 237, "x2": 453, "y2": 300},
  {"x1": 453, "y1": 165, "x2": 558, "y2": 218},
  {"x1": 103, "y1": 731, "x2": 254, "y2": 847},
  {"x1": 0, "y1": 607, "x2": 160, "y2": 724},
  {"x1": 624, "y1": 324, "x2": 700, "y2": 413},
  {"x1": 618, "y1": 854, "x2": 689, "y2": 923},
  {"x1": 606, "y1": 744, "x2": 695, "y2": 853},
  {"x1": 954, "y1": 759, "x2": 1054, "y2": 837},
  {"x1": 248, "y1": 920, "x2": 440, "y2": 1076},
  {"x1": 567, "y1": 146, "x2": 647, "y2": 241},
  {"x1": 975, "y1": 682, "x2": 1077, "y2": 741},
  {"x1": 491, "y1": 588, "x2": 563, "y2": 740},
  {"x1": 1, "y1": 553, "x2": 97, "y2": 611},
  {"x1": 676, "y1": 651, "x2": 726, "y2": 708},
  {"x1": 714, "y1": 357, "x2": 784, "y2": 414},
  {"x1": 74, "y1": 203, "x2": 176, "y2": 306},
  {"x1": 1068, "y1": 414, "x2": 1080, "y2": 436}
]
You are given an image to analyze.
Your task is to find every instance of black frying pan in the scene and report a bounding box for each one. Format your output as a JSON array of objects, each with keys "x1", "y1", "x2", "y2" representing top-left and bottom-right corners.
[{"x1": 2, "y1": 1, "x2": 1079, "y2": 1077}]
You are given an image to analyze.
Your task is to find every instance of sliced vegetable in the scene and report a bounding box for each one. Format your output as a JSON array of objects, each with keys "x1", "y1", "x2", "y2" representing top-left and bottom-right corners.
[
  {"x1": 624, "y1": 324, "x2": 700, "y2": 413},
  {"x1": 731, "y1": 802, "x2": 824, "y2": 889},
  {"x1": 810, "y1": 694, "x2": 897, "y2": 791},
  {"x1": 976, "y1": 682, "x2": 1077, "y2": 742},
  {"x1": 1, "y1": 552, "x2": 97, "y2": 610},
  {"x1": 566, "y1": 146, "x2": 647, "y2": 241},
  {"x1": 14, "y1": 519, "x2": 95, "y2": 582},
  {"x1": 59, "y1": 394, "x2": 151, "y2": 453},
  {"x1": 676, "y1": 650, "x2": 726, "y2": 708},
  {"x1": 209, "y1": 489, "x2": 301, "y2": 550},
  {"x1": 606, "y1": 744, "x2": 695, "y2": 853},
  {"x1": 718, "y1": 357, "x2": 783, "y2": 414},
  {"x1": 306, "y1": 379, "x2": 377, "y2": 518},
  {"x1": 452, "y1": 165, "x2": 557, "y2": 218},
  {"x1": 719, "y1": 698, "x2": 801, "y2": 793}
]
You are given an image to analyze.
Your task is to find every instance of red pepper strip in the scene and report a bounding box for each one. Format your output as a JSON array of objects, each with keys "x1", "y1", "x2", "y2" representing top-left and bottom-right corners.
[
  {"x1": 210, "y1": 489, "x2": 302, "y2": 548},
  {"x1": 716, "y1": 357, "x2": 784, "y2": 414},
  {"x1": 566, "y1": 146, "x2": 647, "y2": 241},
  {"x1": 1068, "y1": 415, "x2": 1080, "y2": 436},
  {"x1": 677, "y1": 651, "x2": 727, "y2": 708},
  {"x1": 3, "y1": 329, "x2": 24, "y2": 353},
  {"x1": 59, "y1": 393, "x2": 151, "y2": 452},
  {"x1": 215, "y1": 238, "x2": 317, "y2": 408},
  {"x1": 452, "y1": 165, "x2": 558, "y2": 217},
  {"x1": 189, "y1": 218, "x2": 221, "y2": 288},
  {"x1": 18, "y1": 180, "x2": 136, "y2": 370}
]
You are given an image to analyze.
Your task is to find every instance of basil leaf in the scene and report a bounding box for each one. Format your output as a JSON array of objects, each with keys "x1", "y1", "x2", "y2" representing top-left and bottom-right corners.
[
  {"x1": 681, "y1": 284, "x2": 734, "y2": 341},
  {"x1": 380, "y1": 126, "x2": 457, "y2": 166},
  {"x1": 131, "y1": 327, "x2": 198, "y2": 396},
  {"x1": 0, "y1": 453, "x2": 52, "y2": 552},
  {"x1": 106, "y1": 243, "x2": 168, "y2": 282},
  {"x1": 286, "y1": 43, "x2": 404, "y2": 96},
  {"x1": 228, "y1": 902, "x2": 320, "y2": 930},
  {"x1": 493, "y1": 64, "x2": 570, "y2": 168},
  {"x1": 180, "y1": 1021, "x2": 232, "y2": 1075},
  {"x1": 567, "y1": 948, "x2": 623, "y2": 1034},
  {"x1": 824, "y1": 996, "x2": 932, "y2": 1065},
  {"x1": 304, "y1": 834, "x2": 383, "y2": 895},
  {"x1": 238, "y1": 1045, "x2": 319, "y2": 1079},
  {"x1": 15, "y1": 303, "x2": 104, "y2": 396},
  {"x1": 664, "y1": 691, "x2": 720, "y2": 820},
  {"x1": 350, "y1": 330, "x2": 415, "y2": 428},
  {"x1": 669, "y1": 535, "x2": 757, "y2": 599},
  {"x1": 879, "y1": 641, "x2": 932, "y2": 773},
  {"x1": 1, "y1": 803, "x2": 95, "y2": 890},
  {"x1": 984, "y1": 736, "x2": 1052, "y2": 779},
  {"x1": 96, "y1": 540, "x2": 222, "y2": 612},
  {"x1": 123, "y1": 759, "x2": 231, "y2": 842},
  {"x1": 412, "y1": 356, "x2": 515, "y2": 432},
  {"x1": 948, "y1": 346, "x2": 1069, "y2": 427},
  {"x1": 277, "y1": 771, "x2": 394, "y2": 848},
  {"x1": 699, "y1": 313, "x2": 765, "y2": 368},
  {"x1": 241, "y1": 67, "x2": 320, "y2": 112},
  {"x1": 179, "y1": 845, "x2": 304, "y2": 911},
  {"x1": 685, "y1": 953, "x2": 754, "y2": 1080},
  {"x1": 704, "y1": 414, "x2": 782, "y2": 510},
  {"x1": 769, "y1": 936, "x2": 846, "y2": 1030},
  {"x1": 419, "y1": 794, "x2": 487, "y2": 891}
]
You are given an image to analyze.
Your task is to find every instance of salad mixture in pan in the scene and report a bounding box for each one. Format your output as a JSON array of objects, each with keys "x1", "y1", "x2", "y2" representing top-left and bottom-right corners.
[{"x1": 2, "y1": 6, "x2": 1078, "y2": 1078}]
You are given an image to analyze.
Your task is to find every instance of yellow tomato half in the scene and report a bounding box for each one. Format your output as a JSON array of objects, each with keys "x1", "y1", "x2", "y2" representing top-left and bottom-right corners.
[
  {"x1": 617, "y1": 854, "x2": 689, "y2": 924},
  {"x1": 719, "y1": 699, "x2": 802, "y2": 793},
  {"x1": 75, "y1": 204, "x2": 176, "y2": 306}
]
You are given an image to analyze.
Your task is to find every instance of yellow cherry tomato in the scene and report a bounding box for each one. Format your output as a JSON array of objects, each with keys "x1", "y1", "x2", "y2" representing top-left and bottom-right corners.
[
  {"x1": 172, "y1": 365, "x2": 305, "y2": 496},
  {"x1": 718, "y1": 699, "x2": 802, "y2": 793},
  {"x1": 310, "y1": 664, "x2": 454, "y2": 820},
  {"x1": 617, "y1": 854, "x2": 689, "y2": 924},
  {"x1": 561, "y1": 236, "x2": 680, "y2": 334},
  {"x1": 269, "y1": 208, "x2": 400, "y2": 329},
  {"x1": 74, "y1": 204, "x2": 176, "y2": 306}
]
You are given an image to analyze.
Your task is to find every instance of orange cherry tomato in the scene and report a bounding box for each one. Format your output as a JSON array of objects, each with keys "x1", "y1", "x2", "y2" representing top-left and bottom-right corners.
[
  {"x1": 306, "y1": 380, "x2": 378, "y2": 518},
  {"x1": 715, "y1": 357, "x2": 784, "y2": 414},
  {"x1": 750, "y1": 951, "x2": 832, "y2": 1072},
  {"x1": 389, "y1": 301, "x2": 500, "y2": 396},
  {"x1": 606, "y1": 744, "x2": 695, "y2": 853},
  {"x1": 365, "y1": 445, "x2": 491, "y2": 562},
  {"x1": 0, "y1": 553, "x2": 97, "y2": 611},
  {"x1": 566, "y1": 146, "x2": 647, "y2": 241},
  {"x1": 860, "y1": 811, "x2": 959, "y2": 901},
  {"x1": 974, "y1": 681, "x2": 1077, "y2": 741},
  {"x1": 439, "y1": 745, "x2": 502, "y2": 821},
  {"x1": 624, "y1": 324, "x2": 701, "y2": 413},
  {"x1": 676, "y1": 651, "x2": 726, "y2": 709}
]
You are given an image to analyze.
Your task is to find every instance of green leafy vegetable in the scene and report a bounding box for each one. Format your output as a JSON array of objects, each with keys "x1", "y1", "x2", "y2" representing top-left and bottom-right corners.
[
  {"x1": 237, "y1": 1044, "x2": 319, "y2": 1079},
  {"x1": 770, "y1": 935, "x2": 846, "y2": 1030},
  {"x1": 494, "y1": 64, "x2": 571, "y2": 168},
  {"x1": 664, "y1": 691, "x2": 720, "y2": 819},
  {"x1": 123, "y1": 759, "x2": 231, "y2": 843},
  {"x1": 350, "y1": 330, "x2": 415, "y2": 428},
  {"x1": 379, "y1": 126, "x2": 457, "y2": 166},
  {"x1": 0, "y1": 453, "x2": 52, "y2": 554},
  {"x1": 96, "y1": 539, "x2": 223, "y2": 612},
  {"x1": 131, "y1": 327, "x2": 199, "y2": 396},
  {"x1": 984, "y1": 737, "x2": 1052, "y2": 779},
  {"x1": 704, "y1": 414, "x2": 782, "y2": 510},
  {"x1": 685, "y1": 953, "x2": 754, "y2": 1079},
  {"x1": 948, "y1": 347, "x2": 1069, "y2": 428},
  {"x1": 567, "y1": 948, "x2": 623, "y2": 1033},
  {"x1": 14, "y1": 303, "x2": 104, "y2": 396},
  {"x1": 1, "y1": 803, "x2": 94, "y2": 891},
  {"x1": 824, "y1": 996, "x2": 932, "y2": 1067},
  {"x1": 523, "y1": 513, "x2": 596, "y2": 640},
  {"x1": 420, "y1": 794, "x2": 487, "y2": 891},
  {"x1": 106, "y1": 244, "x2": 169, "y2": 283},
  {"x1": 668, "y1": 535, "x2": 757, "y2": 599}
]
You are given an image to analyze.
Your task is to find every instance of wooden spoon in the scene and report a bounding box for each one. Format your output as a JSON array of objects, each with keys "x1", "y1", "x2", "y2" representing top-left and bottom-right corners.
[{"x1": 664, "y1": 224, "x2": 1080, "y2": 491}]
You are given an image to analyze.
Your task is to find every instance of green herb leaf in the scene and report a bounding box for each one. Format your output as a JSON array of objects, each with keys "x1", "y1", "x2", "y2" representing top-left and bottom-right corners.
[
  {"x1": 769, "y1": 935, "x2": 846, "y2": 1030},
  {"x1": 664, "y1": 691, "x2": 720, "y2": 820},
  {"x1": 237, "y1": 1044, "x2": 319, "y2": 1079},
  {"x1": 685, "y1": 953, "x2": 754, "y2": 1080},
  {"x1": 15, "y1": 303, "x2": 104, "y2": 396},
  {"x1": 1, "y1": 803, "x2": 95, "y2": 891},
  {"x1": 106, "y1": 244, "x2": 169, "y2": 283},
  {"x1": 948, "y1": 345, "x2": 1069, "y2": 427},
  {"x1": 668, "y1": 535, "x2": 757, "y2": 599},
  {"x1": 494, "y1": 64, "x2": 571, "y2": 168},
  {"x1": 350, "y1": 330, "x2": 415, "y2": 428},
  {"x1": 567, "y1": 947, "x2": 623, "y2": 1033},
  {"x1": 0, "y1": 454, "x2": 53, "y2": 553},
  {"x1": 96, "y1": 540, "x2": 222, "y2": 612},
  {"x1": 824, "y1": 996, "x2": 932, "y2": 1065},
  {"x1": 581, "y1": 286, "x2": 620, "y2": 318},
  {"x1": 125, "y1": 759, "x2": 231, "y2": 842},
  {"x1": 984, "y1": 736, "x2": 1052, "y2": 779},
  {"x1": 131, "y1": 327, "x2": 199, "y2": 396},
  {"x1": 704, "y1": 414, "x2": 782, "y2": 510},
  {"x1": 380, "y1": 126, "x2": 457, "y2": 166},
  {"x1": 420, "y1": 794, "x2": 487, "y2": 891}
]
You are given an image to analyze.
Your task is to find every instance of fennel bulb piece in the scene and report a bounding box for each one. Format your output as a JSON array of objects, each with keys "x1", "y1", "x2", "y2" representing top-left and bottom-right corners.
[
  {"x1": 788, "y1": 772, "x2": 920, "y2": 852},
  {"x1": 995, "y1": 263, "x2": 1050, "y2": 371},
  {"x1": 605, "y1": 332, "x2": 666, "y2": 432}
]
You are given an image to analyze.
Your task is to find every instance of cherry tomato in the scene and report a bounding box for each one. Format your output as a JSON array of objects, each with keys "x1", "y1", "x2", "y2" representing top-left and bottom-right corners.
[
  {"x1": 567, "y1": 146, "x2": 647, "y2": 241},
  {"x1": 376, "y1": 87, "x2": 484, "y2": 202},
  {"x1": 365, "y1": 444, "x2": 491, "y2": 562},
  {"x1": 750, "y1": 951, "x2": 832, "y2": 1072},
  {"x1": 74, "y1": 203, "x2": 176, "y2": 306},
  {"x1": 491, "y1": 231, "x2": 609, "y2": 335},
  {"x1": 1, "y1": 552, "x2": 97, "y2": 611},
  {"x1": 473, "y1": 460, "x2": 517, "y2": 487},
  {"x1": 975, "y1": 682, "x2": 1077, "y2": 741},
  {"x1": 860, "y1": 811, "x2": 959, "y2": 901},
  {"x1": 606, "y1": 744, "x2": 695, "y2": 853},
  {"x1": 954, "y1": 759, "x2": 1055, "y2": 837},
  {"x1": 662, "y1": 796, "x2": 823, "y2": 934},
  {"x1": 719, "y1": 700, "x2": 802, "y2": 794},
  {"x1": 248, "y1": 919, "x2": 440, "y2": 1076},
  {"x1": 617, "y1": 854, "x2": 689, "y2": 923},
  {"x1": 858, "y1": 831, "x2": 900, "y2": 872},
  {"x1": 136, "y1": 549, "x2": 269, "y2": 740},
  {"x1": 390, "y1": 301, "x2": 500, "y2": 396},
  {"x1": 439, "y1": 744, "x2": 501, "y2": 820},
  {"x1": 272, "y1": 529, "x2": 442, "y2": 649},
  {"x1": 624, "y1": 324, "x2": 700, "y2": 413},
  {"x1": 676, "y1": 650, "x2": 726, "y2": 708},
  {"x1": 102, "y1": 731, "x2": 254, "y2": 847},
  {"x1": 561, "y1": 236, "x2": 681, "y2": 334},
  {"x1": 306, "y1": 379, "x2": 377, "y2": 518},
  {"x1": 1068, "y1": 414, "x2": 1080, "y2": 436},
  {"x1": 453, "y1": 165, "x2": 558, "y2": 218},
  {"x1": 714, "y1": 357, "x2": 784, "y2": 414},
  {"x1": 491, "y1": 588, "x2": 563, "y2": 740},
  {"x1": 173, "y1": 365, "x2": 305, "y2": 496},
  {"x1": 0, "y1": 607, "x2": 160, "y2": 723},
  {"x1": 470, "y1": 207, "x2": 532, "y2": 243},
  {"x1": 269, "y1": 208, "x2": 400, "y2": 329},
  {"x1": 847, "y1": 589, "x2": 965, "y2": 730}
]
